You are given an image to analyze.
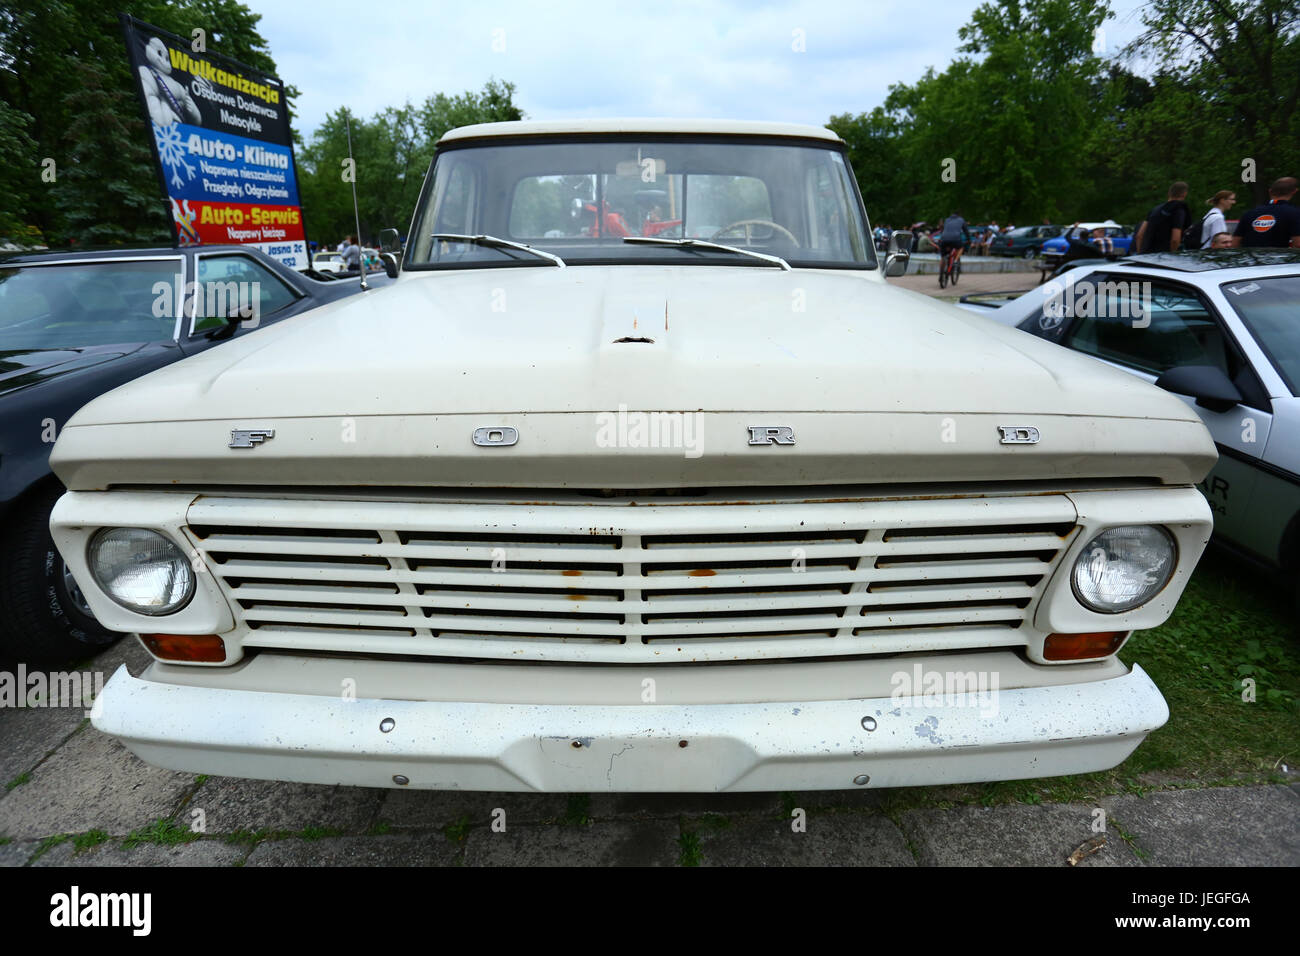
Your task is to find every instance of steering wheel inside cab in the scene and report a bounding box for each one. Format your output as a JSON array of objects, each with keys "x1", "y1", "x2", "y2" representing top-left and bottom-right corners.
[{"x1": 710, "y1": 220, "x2": 800, "y2": 247}]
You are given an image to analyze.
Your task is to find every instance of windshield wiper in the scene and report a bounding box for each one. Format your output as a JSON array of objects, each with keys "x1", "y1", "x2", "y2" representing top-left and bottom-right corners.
[
  {"x1": 431, "y1": 233, "x2": 566, "y2": 268},
  {"x1": 622, "y1": 236, "x2": 791, "y2": 270}
]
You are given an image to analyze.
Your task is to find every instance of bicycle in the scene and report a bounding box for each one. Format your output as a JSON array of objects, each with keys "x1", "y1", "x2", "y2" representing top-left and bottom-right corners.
[{"x1": 938, "y1": 244, "x2": 962, "y2": 288}]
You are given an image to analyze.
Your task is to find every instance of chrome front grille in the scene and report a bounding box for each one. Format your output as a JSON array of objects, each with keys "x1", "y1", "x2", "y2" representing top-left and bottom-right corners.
[{"x1": 185, "y1": 495, "x2": 1079, "y2": 663}]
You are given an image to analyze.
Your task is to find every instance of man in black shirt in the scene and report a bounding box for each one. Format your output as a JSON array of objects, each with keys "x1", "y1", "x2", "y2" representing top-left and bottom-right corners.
[
  {"x1": 1134, "y1": 181, "x2": 1192, "y2": 253},
  {"x1": 1231, "y1": 177, "x2": 1300, "y2": 248}
]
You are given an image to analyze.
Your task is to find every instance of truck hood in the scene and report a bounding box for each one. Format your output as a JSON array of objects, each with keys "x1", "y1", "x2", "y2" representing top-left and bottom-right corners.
[{"x1": 52, "y1": 266, "x2": 1216, "y2": 489}]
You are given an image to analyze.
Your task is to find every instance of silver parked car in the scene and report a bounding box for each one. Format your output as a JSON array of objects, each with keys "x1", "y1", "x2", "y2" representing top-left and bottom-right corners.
[{"x1": 964, "y1": 250, "x2": 1300, "y2": 600}]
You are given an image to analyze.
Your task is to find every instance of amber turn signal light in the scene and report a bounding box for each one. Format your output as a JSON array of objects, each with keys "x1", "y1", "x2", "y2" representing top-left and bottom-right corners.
[
  {"x1": 1043, "y1": 631, "x2": 1126, "y2": 661},
  {"x1": 140, "y1": 633, "x2": 226, "y2": 663}
]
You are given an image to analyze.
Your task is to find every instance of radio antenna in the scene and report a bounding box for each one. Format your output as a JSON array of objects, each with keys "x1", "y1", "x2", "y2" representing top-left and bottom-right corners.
[{"x1": 345, "y1": 112, "x2": 367, "y2": 291}]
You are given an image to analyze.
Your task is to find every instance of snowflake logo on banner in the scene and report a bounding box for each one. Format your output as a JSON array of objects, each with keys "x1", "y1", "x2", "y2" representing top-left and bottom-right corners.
[{"x1": 154, "y1": 122, "x2": 195, "y2": 189}]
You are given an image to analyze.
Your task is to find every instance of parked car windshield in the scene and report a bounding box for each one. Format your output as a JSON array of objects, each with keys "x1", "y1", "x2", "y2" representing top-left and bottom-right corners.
[
  {"x1": 0, "y1": 261, "x2": 181, "y2": 349},
  {"x1": 406, "y1": 138, "x2": 874, "y2": 269},
  {"x1": 1221, "y1": 274, "x2": 1300, "y2": 394}
]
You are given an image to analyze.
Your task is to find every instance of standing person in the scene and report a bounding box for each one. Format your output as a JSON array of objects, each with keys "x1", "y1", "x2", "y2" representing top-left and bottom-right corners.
[
  {"x1": 341, "y1": 235, "x2": 361, "y2": 272},
  {"x1": 1134, "y1": 182, "x2": 1192, "y2": 253},
  {"x1": 1230, "y1": 177, "x2": 1300, "y2": 249},
  {"x1": 1090, "y1": 226, "x2": 1114, "y2": 255},
  {"x1": 1198, "y1": 190, "x2": 1236, "y2": 248}
]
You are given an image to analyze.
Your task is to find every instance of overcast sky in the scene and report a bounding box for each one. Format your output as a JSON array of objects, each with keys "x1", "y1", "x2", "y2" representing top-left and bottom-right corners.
[{"x1": 245, "y1": 0, "x2": 1153, "y2": 139}]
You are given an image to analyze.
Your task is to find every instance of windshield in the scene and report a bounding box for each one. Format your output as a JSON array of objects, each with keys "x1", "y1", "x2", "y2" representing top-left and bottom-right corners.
[
  {"x1": 406, "y1": 137, "x2": 874, "y2": 269},
  {"x1": 0, "y1": 260, "x2": 181, "y2": 350},
  {"x1": 1221, "y1": 275, "x2": 1300, "y2": 394}
]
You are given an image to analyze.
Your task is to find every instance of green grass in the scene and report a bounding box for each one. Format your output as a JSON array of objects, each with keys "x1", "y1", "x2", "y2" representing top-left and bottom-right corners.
[
  {"x1": 29, "y1": 833, "x2": 69, "y2": 863},
  {"x1": 122, "y1": 818, "x2": 202, "y2": 848},
  {"x1": 560, "y1": 793, "x2": 591, "y2": 826},
  {"x1": 1110, "y1": 817, "x2": 1152, "y2": 860},
  {"x1": 298, "y1": 826, "x2": 343, "y2": 841},
  {"x1": 0, "y1": 835, "x2": 11, "y2": 846},
  {"x1": 72, "y1": 830, "x2": 111, "y2": 853},
  {"x1": 5, "y1": 772, "x2": 31, "y2": 792},
  {"x1": 677, "y1": 830, "x2": 702, "y2": 867},
  {"x1": 443, "y1": 814, "x2": 472, "y2": 843},
  {"x1": 220, "y1": 826, "x2": 346, "y2": 845},
  {"x1": 1118, "y1": 551, "x2": 1300, "y2": 784},
  {"x1": 367, "y1": 820, "x2": 392, "y2": 836}
]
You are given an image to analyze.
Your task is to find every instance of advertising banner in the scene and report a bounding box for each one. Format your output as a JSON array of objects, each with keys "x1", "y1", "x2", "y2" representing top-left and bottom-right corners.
[{"x1": 122, "y1": 15, "x2": 309, "y2": 270}]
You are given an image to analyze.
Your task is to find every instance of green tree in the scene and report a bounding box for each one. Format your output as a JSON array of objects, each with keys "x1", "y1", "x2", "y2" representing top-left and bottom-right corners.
[
  {"x1": 55, "y1": 58, "x2": 168, "y2": 245},
  {"x1": 0, "y1": 100, "x2": 37, "y2": 240},
  {"x1": 827, "y1": 106, "x2": 906, "y2": 225},
  {"x1": 830, "y1": 0, "x2": 1113, "y2": 225},
  {"x1": 1121, "y1": 0, "x2": 1299, "y2": 208},
  {"x1": 0, "y1": 0, "x2": 284, "y2": 245},
  {"x1": 297, "y1": 79, "x2": 525, "y2": 243},
  {"x1": 417, "y1": 77, "x2": 524, "y2": 145}
]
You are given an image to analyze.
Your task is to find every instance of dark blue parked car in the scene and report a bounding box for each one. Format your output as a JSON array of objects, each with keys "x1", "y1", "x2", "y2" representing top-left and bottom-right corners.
[{"x1": 0, "y1": 244, "x2": 377, "y2": 662}]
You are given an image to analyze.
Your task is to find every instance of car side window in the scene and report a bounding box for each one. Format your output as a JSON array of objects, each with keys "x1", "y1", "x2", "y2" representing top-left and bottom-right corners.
[
  {"x1": 1058, "y1": 277, "x2": 1238, "y2": 380},
  {"x1": 191, "y1": 255, "x2": 299, "y2": 334}
]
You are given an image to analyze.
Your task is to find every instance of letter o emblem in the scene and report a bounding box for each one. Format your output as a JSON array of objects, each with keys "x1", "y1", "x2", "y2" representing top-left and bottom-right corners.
[{"x1": 473, "y1": 426, "x2": 519, "y2": 447}]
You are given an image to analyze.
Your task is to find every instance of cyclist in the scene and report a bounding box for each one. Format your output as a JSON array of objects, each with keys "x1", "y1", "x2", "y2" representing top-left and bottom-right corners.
[{"x1": 938, "y1": 210, "x2": 969, "y2": 268}]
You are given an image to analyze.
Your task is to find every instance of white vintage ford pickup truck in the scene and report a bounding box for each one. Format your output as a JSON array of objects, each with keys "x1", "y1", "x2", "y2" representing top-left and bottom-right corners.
[{"x1": 50, "y1": 119, "x2": 1215, "y2": 792}]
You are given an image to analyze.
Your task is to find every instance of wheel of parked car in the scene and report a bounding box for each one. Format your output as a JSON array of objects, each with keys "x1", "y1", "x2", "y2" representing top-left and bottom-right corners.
[
  {"x1": 1022, "y1": 246, "x2": 1037, "y2": 259},
  {"x1": 0, "y1": 484, "x2": 119, "y2": 664}
]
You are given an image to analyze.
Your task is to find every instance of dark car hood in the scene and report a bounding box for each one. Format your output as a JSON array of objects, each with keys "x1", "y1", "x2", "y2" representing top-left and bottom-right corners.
[{"x1": 0, "y1": 344, "x2": 149, "y2": 398}]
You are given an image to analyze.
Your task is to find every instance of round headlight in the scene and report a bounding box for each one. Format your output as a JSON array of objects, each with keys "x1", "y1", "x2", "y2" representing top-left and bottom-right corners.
[
  {"x1": 87, "y1": 528, "x2": 195, "y2": 616},
  {"x1": 1071, "y1": 525, "x2": 1176, "y2": 613}
]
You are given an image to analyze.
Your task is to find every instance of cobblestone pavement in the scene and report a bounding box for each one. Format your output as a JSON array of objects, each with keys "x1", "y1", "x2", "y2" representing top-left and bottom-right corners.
[{"x1": 2, "y1": 639, "x2": 1297, "y2": 867}]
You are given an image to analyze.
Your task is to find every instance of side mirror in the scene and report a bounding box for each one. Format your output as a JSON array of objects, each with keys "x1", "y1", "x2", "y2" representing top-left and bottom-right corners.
[
  {"x1": 378, "y1": 227, "x2": 401, "y2": 253},
  {"x1": 205, "y1": 309, "x2": 244, "y2": 341},
  {"x1": 1154, "y1": 365, "x2": 1242, "y2": 413},
  {"x1": 883, "y1": 229, "x2": 913, "y2": 277},
  {"x1": 380, "y1": 252, "x2": 399, "y2": 279}
]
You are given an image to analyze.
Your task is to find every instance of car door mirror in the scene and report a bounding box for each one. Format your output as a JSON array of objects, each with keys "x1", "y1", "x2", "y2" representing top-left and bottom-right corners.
[
  {"x1": 380, "y1": 253, "x2": 399, "y2": 279},
  {"x1": 884, "y1": 230, "x2": 913, "y2": 277},
  {"x1": 1154, "y1": 365, "x2": 1242, "y2": 413},
  {"x1": 378, "y1": 228, "x2": 401, "y2": 254},
  {"x1": 204, "y1": 304, "x2": 254, "y2": 341}
]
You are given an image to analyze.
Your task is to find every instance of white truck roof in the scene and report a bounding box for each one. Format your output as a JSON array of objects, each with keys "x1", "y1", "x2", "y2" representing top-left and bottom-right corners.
[{"x1": 438, "y1": 118, "x2": 843, "y2": 145}]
